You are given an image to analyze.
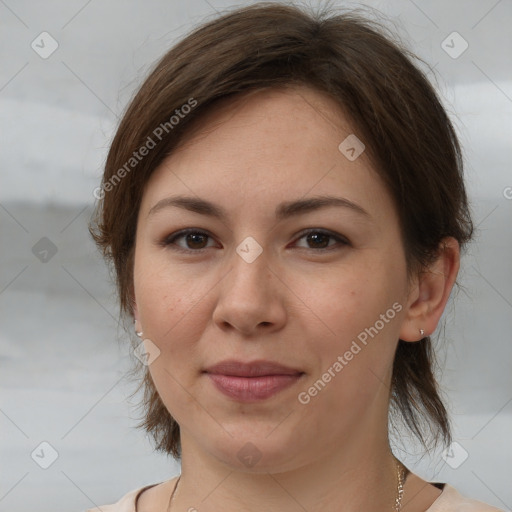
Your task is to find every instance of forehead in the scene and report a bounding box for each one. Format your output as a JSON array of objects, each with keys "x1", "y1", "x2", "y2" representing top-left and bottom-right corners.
[
  {"x1": 139, "y1": 86, "x2": 395, "y2": 224},
  {"x1": 174, "y1": 85, "x2": 354, "y2": 161}
]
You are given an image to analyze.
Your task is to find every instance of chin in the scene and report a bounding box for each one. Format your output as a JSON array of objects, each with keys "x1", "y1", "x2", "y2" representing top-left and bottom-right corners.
[{"x1": 202, "y1": 429, "x2": 305, "y2": 474}]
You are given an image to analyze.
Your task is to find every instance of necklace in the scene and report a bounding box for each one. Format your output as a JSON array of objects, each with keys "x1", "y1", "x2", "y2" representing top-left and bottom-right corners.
[
  {"x1": 166, "y1": 459, "x2": 407, "y2": 511},
  {"x1": 395, "y1": 458, "x2": 407, "y2": 511}
]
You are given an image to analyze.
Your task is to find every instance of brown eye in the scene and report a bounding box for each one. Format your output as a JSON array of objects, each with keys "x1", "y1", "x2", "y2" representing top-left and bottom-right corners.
[
  {"x1": 305, "y1": 232, "x2": 330, "y2": 249},
  {"x1": 163, "y1": 230, "x2": 215, "y2": 251},
  {"x1": 185, "y1": 233, "x2": 208, "y2": 249},
  {"x1": 294, "y1": 229, "x2": 349, "y2": 251},
  {"x1": 162, "y1": 228, "x2": 349, "y2": 253}
]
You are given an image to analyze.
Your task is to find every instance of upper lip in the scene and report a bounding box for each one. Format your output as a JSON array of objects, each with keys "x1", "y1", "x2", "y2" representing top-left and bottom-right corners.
[{"x1": 203, "y1": 359, "x2": 303, "y2": 377}]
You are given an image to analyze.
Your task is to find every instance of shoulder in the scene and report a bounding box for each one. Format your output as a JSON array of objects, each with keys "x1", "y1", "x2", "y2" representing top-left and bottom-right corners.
[
  {"x1": 86, "y1": 478, "x2": 504, "y2": 512},
  {"x1": 427, "y1": 483, "x2": 506, "y2": 511},
  {"x1": 86, "y1": 477, "x2": 178, "y2": 512}
]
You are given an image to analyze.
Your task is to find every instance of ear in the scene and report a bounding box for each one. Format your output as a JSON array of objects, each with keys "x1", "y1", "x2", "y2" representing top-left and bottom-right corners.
[{"x1": 399, "y1": 237, "x2": 460, "y2": 342}]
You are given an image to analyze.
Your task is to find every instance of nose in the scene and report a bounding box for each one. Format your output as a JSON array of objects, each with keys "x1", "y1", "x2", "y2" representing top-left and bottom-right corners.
[{"x1": 212, "y1": 246, "x2": 287, "y2": 336}]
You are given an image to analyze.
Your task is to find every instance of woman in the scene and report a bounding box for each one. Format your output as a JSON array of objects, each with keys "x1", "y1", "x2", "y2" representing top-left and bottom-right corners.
[{"x1": 89, "y1": 3, "x2": 504, "y2": 511}]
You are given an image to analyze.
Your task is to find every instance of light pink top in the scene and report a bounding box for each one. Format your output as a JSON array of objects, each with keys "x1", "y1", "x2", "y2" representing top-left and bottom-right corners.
[{"x1": 88, "y1": 477, "x2": 505, "y2": 512}]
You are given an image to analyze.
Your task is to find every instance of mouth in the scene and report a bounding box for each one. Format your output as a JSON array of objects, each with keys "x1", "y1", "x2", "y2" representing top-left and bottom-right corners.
[{"x1": 203, "y1": 359, "x2": 305, "y2": 401}]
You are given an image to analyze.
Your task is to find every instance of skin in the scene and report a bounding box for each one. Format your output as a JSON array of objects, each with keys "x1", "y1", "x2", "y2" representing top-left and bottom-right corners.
[{"x1": 132, "y1": 85, "x2": 459, "y2": 512}]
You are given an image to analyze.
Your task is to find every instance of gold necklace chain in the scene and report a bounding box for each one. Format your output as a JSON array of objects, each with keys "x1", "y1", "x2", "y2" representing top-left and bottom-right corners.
[
  {"x1": 395, "y1": 458, "x2": 407, "y2": 511},
  {"x1": 167, "y1": 459, "x2": 407, "y2": 511}
]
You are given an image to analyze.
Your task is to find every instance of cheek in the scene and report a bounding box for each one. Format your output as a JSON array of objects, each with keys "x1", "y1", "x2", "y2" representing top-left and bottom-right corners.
[
  {"x1": 133, "y1": 259, "x2": 210, "y2": 422},
  {"x1": 304, "y1": 261, "x2": 400, "y2": 345},
  {"x1": 132, "y1": 254, "x2": 218, "y2": 399},
  {"x1": 134, "y1": 253, "x2": 202, "y2": 333},
  {"x1": 296, "y1": 289, "x2": 400, "y2": 434},
  {"x1": 299, "y1": 260, "x2": 403, "y2": 397}
]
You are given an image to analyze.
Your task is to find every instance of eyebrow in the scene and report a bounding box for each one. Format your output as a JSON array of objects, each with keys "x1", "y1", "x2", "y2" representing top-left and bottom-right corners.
[{"x1": 148, "y1": 194, "x2": 372, "y2": 221}]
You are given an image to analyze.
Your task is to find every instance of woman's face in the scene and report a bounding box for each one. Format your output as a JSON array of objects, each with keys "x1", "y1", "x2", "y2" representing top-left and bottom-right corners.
[{"x1": 133, "y1": 86, "x2": 414, "y2": 471}]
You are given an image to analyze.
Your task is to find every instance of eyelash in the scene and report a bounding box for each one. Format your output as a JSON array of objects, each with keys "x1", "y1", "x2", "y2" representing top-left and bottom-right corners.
[{"x1": 160, "y1": 228, "x2": 350, "y2": 253}]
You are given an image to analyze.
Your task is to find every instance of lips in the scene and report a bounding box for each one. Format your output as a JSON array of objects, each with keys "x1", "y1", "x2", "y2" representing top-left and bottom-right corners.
[
  {"x1": 203, "y1": 359, "x2": 304, "y2": 401},
  {"x1": 203, "y1": 359, "x2": 303, "y2": 377}
]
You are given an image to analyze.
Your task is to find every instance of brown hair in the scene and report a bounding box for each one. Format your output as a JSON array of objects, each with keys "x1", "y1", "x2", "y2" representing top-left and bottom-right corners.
[{"x1": 90, "y1": 2, "x2": 474, "y2": 460}]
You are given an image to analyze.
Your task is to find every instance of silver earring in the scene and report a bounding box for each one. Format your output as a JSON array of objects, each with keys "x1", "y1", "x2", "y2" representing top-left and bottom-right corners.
[
  {"x1": 419, "y1": 329, "x2": 425, "y2": 336},
  {"x1": 134, "y1": 320, "x2": 143, "y2": 338}
]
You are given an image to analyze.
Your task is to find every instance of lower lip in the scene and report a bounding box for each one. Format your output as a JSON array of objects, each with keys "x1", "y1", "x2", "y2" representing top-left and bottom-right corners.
[{"x1": 206, "y1": 373, "x2": 303, "y2": 401}]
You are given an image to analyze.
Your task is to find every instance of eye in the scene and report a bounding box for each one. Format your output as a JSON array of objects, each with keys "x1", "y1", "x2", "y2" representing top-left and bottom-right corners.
[
  {"x1": 161, "y1": 229, "x2": 216, "y2": 251},
  {"x1": 293, "y1": 229, "x2": 350, "y2": 251},
  {"x1": 161, "y1": 228, "x2": 350, "y2": 253}
]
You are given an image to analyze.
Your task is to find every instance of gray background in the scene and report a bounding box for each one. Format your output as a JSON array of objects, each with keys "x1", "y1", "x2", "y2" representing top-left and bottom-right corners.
[{"x1": 1, "y1": 0, "x2": 511, "y2": 511}]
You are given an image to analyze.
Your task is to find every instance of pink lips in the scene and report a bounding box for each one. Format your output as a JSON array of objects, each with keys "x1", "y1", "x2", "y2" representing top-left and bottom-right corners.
[{"x1": 203, "y1": 359, "x2": 304, "y2": 401}]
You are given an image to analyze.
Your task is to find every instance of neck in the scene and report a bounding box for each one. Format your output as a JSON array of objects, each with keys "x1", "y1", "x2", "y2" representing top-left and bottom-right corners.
[{"x1": 174, "y1": 427, "x2": 400, "y2": 512}]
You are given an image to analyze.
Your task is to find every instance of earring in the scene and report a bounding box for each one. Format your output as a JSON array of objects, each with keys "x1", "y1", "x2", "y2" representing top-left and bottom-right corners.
[
  {"x1": 134, "y1": 320, "x2": 143, "y2": 338},
  {"x1": 419, "y1": 329, "x2": 425, "y2": 336}
]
